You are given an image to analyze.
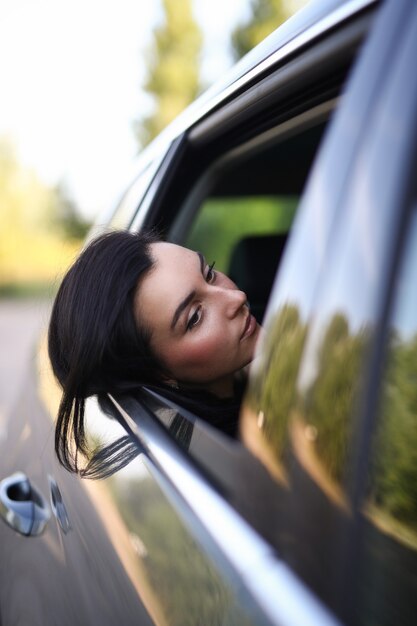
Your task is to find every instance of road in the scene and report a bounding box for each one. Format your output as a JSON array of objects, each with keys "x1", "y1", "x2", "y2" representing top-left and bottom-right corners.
[
  {"x1": 0, "y1": 298, "x2": 158, "y2": 625},
  {"x1": 0, "y1": 298, "x2": 52, "y2": 420}
]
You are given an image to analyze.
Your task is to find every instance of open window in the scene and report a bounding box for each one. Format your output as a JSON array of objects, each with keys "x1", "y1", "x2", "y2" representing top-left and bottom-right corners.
[
  {"x1": 130, "y1": 7, "x2": 373, "y2": 459},
  {"x1": 169, "y1": 109, "x2": 330, "y2": 324}
]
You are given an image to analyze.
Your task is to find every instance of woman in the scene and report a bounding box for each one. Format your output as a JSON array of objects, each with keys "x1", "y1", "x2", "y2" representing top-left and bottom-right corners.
[{"x1": 48, "y1": 230, "x2": 261, "y2": 476}]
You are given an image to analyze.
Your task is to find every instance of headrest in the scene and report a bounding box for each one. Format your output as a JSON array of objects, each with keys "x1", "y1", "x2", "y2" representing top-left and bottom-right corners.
[{"x1": 228, "y1": 233, "x2": 288, "y2": 321}]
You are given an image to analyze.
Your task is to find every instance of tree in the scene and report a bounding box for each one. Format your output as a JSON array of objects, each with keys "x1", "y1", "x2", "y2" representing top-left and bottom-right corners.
[
  {"x1": 232, "y1": 0, "x2": 300, "y2": 61},
  {"x1": 0, "y1": 138, "x2": 51, "y2": 233},
  {"x1": 51, "y1": 182, "x2": 91, "y2": 241},
  {"x1": 136, "y1": 0, "x2": 202, "y2": 148},
  {"x1": 0, "y1": 136, "x2": 85, "y2": 293}
]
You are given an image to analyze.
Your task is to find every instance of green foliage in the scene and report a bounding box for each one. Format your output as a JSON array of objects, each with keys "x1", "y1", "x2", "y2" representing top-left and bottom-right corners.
[
  {"x1": 305, "y1": 314, "x2": 369, "y2": 483},
  {"x1": 248, "y1": 299, "x2": 417, "y2": 534},
  {"x1": 136, "y1": 0, "x2": 202, "y2": 147},
  {"x1": 185, "y1": 196, "x2": 297, "y2": 272},
  {"x1": 247, "y1": 303, "x2": 308, "y2": 456},
  {"x1": 247, "y1": 308, "x2": 369, "y2": 481},
  {"x1": 0, "y1": 138, "x2": 53, "y2": 234},
  {"x1": 232, "y1": 0, "x2": 291, "y2": 60},
  {"x1": 370, "y1": 332, "x2": 417, "y2": 528},
  {"x1": 50, "y1": 182, "x2": 91, "y2": 240},
  {"x1": 0, "y1": 136, "x2": 83, "y2": 294}
]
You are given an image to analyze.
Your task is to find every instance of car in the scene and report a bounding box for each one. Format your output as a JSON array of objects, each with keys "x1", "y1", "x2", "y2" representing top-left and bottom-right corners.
[{"x1": 1, "y1": 0, "x2": 417, "y2": 624}]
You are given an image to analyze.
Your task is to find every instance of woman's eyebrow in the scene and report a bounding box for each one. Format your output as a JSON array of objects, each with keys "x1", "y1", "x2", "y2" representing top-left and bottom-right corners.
[
  {"x1": 171, "y1": 290, "x2": 196, "y2": 330},
  {"x1": 197, "y1": 251, "x2": 205, "y2": 275},
  {"x1": 171, "y1": 252, "x2": 204, "y2": 330}
]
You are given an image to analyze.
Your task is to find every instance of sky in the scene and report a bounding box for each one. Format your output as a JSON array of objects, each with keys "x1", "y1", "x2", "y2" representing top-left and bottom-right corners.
[{"x1": 0, "y1": 0, "x2": 251, "y2": 220}]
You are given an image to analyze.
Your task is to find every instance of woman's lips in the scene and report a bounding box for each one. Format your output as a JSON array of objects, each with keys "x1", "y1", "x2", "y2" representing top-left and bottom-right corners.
[{"x1": 241, "y1": 313, "x2": 256, "y2": 341}]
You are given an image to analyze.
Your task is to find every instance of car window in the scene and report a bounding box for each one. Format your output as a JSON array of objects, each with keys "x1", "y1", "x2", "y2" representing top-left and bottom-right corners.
[
  {"x1": 174, "y1": 119, "x2": 327, "y2": 326},
  {"x1": 185, "y1": 196, "x2": 297, "y2": 274},
  {"x1": 354, "y1": 206, "x2": 417, "y2": 626},
  {"x1": 239, "y1": 0, "x2": 417, "y2": 615}
]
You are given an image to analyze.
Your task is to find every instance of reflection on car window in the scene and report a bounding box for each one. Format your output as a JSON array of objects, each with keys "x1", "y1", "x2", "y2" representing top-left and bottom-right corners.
[
  {"x1": 298, "y1": 312, "x2": 368, "y2": 487},
  {"x1": 356, "y1": 209, "x2": 417, "y2": 626},
  {"x1": 243, "y1": 304, "x2": 307, "y2": 485},
  {"x1": 110, "y1": 463, "x2": 270, "y2": 626},
  {"x1": 242, "y1": 124, "x2": 402, "y2": 503},
  {"x1": 244, "y1": 303, "x2": 371, "y2": 510}
]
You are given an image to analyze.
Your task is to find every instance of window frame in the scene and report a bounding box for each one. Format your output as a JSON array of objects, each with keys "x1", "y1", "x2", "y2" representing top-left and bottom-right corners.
[{"x1": 127, "y1": 5, "x2": 375, "y2": 238}]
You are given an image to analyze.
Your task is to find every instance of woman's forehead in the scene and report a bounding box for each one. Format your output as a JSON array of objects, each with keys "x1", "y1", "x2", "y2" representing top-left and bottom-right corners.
[
  {"x1": 134, "y1": 243, "x2": 199, "y2": 326},
  {"x1": 150, "y1": 241, "x2": 196, "y2": 267}
]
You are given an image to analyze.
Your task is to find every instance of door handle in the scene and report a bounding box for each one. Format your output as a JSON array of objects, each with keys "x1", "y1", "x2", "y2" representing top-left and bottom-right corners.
[
  {"x1": 0, "y1": 472, "x2": 50, "y2": 536},
  {"x1": 48, "y1": 475, "x2": 71, "y2": 534}
]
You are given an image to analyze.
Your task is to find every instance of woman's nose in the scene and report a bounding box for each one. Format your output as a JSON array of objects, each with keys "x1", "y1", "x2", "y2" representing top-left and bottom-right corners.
[{"x1": 217, "y1": 286, "x2": 247, "y2": 319}]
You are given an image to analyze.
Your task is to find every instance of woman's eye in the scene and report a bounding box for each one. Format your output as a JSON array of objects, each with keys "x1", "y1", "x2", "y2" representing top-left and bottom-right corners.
[
  {"x1": 186, "y1": 306, "x2": 202, "y2": 331},
  {"x1": 206, "y1": 261, "x2": 216, "y2": 283}
]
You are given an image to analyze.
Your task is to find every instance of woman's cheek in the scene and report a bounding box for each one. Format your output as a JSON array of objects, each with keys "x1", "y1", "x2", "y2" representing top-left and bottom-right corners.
[
  {"x1": 167, "y1": 331, "x2": 225, "y2": 373},
  {"x1": 184, "y1": 333, "x2": 222, "y2": 368}
]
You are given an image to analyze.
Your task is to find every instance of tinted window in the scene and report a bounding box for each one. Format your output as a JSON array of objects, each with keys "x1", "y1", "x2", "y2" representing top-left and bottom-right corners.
[
  {"x1": 355, "y1": 208, "x2": 417, "y2": 626},
  {"x1": 240, "y1": 2, "x2": 417, "y2": 611}
]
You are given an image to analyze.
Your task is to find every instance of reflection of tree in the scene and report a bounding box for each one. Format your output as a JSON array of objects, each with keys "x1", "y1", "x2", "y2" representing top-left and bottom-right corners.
[
  {"x1": 370, "y1": 331, "x2": 417, "y2": 530},
  {"x1": 247, "y1": 304, "x2": 307, "y2": 457},
  {"x1": 304, "y1": 313, "x2": 367, "y2": 483},
  {"x1": 247, "y1": 306, "x2": 369, "y2": 486}
]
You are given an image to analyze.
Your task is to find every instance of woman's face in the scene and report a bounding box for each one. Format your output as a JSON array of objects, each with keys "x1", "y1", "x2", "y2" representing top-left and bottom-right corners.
[{"x1": 135, "y1": 242, "x2": 261, "y2": 397}]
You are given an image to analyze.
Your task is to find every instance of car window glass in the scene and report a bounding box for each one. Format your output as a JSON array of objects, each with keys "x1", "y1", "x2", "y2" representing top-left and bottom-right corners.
[
  {"x1": 109, "y1": 460, "x2": 269, "y2": 626},
  {"x1": 242, "y1": 164, "x2": 380, "y2": 503},
  {"x1": 242, "y1": 5, "x2": 417, "y2": 498},
  {"x1": 239, "y1": 7, "x2": 417, "y2": 604},
  {"x1": 355, "y1": 207, "x2": 417, "y2": 626}
]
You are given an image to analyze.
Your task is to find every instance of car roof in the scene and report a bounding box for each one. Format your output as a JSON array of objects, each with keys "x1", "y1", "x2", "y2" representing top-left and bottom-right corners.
[{"x1": 196, "y1": 0, "x2": 373, "y2": 102}]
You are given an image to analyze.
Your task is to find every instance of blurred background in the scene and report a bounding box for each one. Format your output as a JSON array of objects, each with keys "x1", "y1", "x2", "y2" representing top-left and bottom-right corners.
[{"x1": 0, "y1": 0, "x2": 307, "y2": 416}]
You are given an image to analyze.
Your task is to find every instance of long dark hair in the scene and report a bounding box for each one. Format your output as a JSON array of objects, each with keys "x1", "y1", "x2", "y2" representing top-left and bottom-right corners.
[{"x1": 48, "y1": 230, "x2": 242, "y2": 477}]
